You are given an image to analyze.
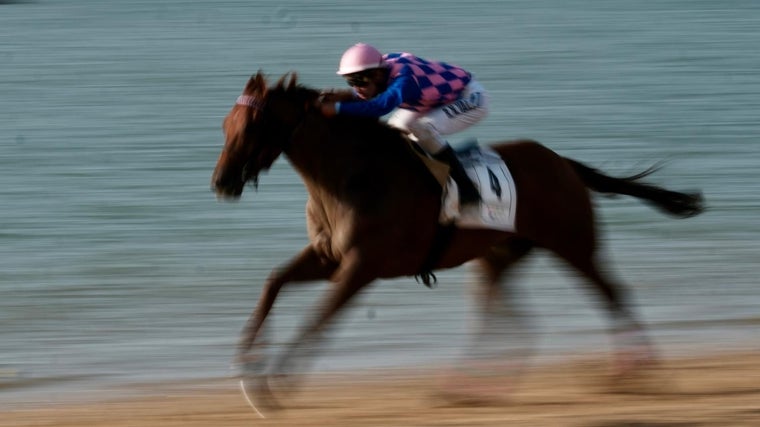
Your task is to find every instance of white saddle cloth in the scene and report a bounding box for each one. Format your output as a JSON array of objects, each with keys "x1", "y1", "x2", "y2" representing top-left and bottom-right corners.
[{"x1": 440, "y1": 145, "x2": 517, "y2": 232}]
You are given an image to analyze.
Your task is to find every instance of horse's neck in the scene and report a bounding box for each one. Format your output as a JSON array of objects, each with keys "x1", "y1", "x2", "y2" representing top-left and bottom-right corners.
[
  {"x1": 283, "y1": 116, "x2": 406, "y2": 197},
  {"x1": 284, "y1": 116, "x2": 347, "y2": 192}
]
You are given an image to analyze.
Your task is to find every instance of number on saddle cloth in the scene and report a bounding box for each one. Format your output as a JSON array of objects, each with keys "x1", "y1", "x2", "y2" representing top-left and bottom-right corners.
[{"x1": 442, "y1": 142, "x2": 518, "y2": 232}]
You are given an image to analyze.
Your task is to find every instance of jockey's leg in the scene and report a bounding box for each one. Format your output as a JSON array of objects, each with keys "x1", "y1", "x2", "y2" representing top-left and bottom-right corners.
[
  {"x1": 432, "y1": 143, "x2": 481, "y2": 206},
  {"x1": 389, "y1": 81, "x2": 491, "y2": 207},
  {"x1": 408, "y1": 116, "x2": 483, "y2": 206},
  {"x1": 389, "y1": 110, "x2": 481, "y2": 205}
]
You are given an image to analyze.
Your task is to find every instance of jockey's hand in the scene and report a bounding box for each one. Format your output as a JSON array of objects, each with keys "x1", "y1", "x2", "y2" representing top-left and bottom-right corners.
[
  {"x1": 318, "y1": 89, "x2": 355, "y2": 103},
  {"x1": 318, "y1": 90, "x2": 338, "y2": 103},
  {"x1": 317, "y1": 101, "x2": 337, "y2": 118}
]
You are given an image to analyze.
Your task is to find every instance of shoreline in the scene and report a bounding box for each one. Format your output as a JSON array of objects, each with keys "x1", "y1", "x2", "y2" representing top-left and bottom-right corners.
[
  {"x1": 2, "y1": 348, "x2": 759, "y2": 426},
  {"x1": 1, "y1": 339, "x2": 750, "y2": 408}
]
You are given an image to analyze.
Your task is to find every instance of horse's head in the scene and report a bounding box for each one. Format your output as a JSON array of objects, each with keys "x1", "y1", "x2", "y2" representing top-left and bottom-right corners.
[{"x1": 212, "y1": 71, "x2": 312, "y2": 199}]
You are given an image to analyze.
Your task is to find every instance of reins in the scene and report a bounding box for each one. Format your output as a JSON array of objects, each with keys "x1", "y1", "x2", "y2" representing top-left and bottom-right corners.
[{"x1": 236, "y1": 89, "x2": 314, "y2": 154}]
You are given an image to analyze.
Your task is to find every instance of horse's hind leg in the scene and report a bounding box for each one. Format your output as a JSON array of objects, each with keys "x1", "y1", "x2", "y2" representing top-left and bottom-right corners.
[
  {"x1": 443, "y1": 238, "x2": 535, "y2": 402},
  {"x1": 557, "y1": 249, "x2": 657, "y2": 376},
  {"x1": 468, "y1": 238, "x2": 536, "y2": 362}
]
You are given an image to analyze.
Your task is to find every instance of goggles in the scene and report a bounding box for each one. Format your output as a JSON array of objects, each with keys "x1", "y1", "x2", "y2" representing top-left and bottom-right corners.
[{"x1": 346, "y1": 74, "x2": 372, "y2": 88}]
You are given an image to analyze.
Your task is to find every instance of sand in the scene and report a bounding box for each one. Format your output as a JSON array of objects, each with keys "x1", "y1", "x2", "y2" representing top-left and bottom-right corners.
[{"x1": 2, "y1": 350, "x2": 759, "y2": 427}]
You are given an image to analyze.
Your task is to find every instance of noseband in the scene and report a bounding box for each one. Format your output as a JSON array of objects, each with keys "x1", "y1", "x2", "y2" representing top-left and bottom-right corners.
[{"x1": 236, "y1": 95, "x2": 264, "y2": 110}]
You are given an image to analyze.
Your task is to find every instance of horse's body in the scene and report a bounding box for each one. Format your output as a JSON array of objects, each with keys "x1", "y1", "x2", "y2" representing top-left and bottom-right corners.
[{"x1": 212, "y1": 72, "x2": 703, "y2": 413}]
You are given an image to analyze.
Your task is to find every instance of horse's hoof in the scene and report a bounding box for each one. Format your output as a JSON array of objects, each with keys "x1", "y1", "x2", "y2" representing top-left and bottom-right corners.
[
  {"x1": 239, "y1": 376, "x2": 282, "y2": 418},
  {"x1": 432, "y1": 388, "x2": 508, "y2": 407},
  {"x1": 433, "y1": 368, "x2": 512, "y2": 407},
  {"x1": 236, "y1": 353, "x2": 282, "y2": 418},
  {"x1": 613, "y1": 346, "x2": 659, "y2": 378},
  {"x1": 608, "y1": 350, "x2": 673, "y2": 394}
]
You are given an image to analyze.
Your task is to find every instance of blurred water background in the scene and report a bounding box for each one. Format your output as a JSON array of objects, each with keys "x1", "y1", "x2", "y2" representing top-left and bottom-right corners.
[{"x1": 1, "y1": 0, "x2": 758, "y2": 406}]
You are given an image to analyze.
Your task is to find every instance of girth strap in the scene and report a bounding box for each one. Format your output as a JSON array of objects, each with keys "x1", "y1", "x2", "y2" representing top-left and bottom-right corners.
[{"x1": 415, "y1": 223, "x2": 456, "y2": 288}]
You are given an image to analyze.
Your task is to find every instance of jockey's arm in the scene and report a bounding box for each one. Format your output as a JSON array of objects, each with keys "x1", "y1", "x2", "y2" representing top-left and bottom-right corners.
[{"x1": 335, "y1": 75, "x2": 420, "y2": 117}]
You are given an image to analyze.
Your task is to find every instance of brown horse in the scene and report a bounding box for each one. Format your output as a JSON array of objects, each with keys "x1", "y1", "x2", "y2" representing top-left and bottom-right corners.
[{"x1": 212, "y1": 72, "x2": 703, "y2": 413}]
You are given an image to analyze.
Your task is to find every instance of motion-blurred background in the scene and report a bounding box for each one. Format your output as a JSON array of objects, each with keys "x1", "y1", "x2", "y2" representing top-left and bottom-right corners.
[{"x1": 1, "y1": 0, "x2": 758, "y2": 406}]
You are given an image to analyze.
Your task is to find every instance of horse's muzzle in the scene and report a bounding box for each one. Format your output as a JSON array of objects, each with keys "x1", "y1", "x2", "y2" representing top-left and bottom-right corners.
[{"x1": 211, "y1": 174, "x2": 244, "y2": 200}]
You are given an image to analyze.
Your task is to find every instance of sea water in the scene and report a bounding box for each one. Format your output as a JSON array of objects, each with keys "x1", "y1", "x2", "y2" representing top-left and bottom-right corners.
[{"x1": 1, "y1": 0, "x2": 759, "y2": 405}]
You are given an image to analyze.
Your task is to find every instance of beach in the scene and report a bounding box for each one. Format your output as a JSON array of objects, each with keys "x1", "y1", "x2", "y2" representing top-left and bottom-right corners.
[
  {"x1": 2, "y1": 2, "x2": 759, "y2": 426},
  {"x1": 3, "y1": 350, "x2": 759, "y2": 427}
]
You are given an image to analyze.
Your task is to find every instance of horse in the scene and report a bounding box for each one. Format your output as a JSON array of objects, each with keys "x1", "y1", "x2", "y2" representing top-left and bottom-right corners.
[{"x1": 211, "y1": 71, "x2": 703, "y2": 414}]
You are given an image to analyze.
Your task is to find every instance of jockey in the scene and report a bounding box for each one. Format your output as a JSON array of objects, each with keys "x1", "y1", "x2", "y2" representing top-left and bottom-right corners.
[{"x1": 318, "y1": 43, "x2": 489, "y2": 206}]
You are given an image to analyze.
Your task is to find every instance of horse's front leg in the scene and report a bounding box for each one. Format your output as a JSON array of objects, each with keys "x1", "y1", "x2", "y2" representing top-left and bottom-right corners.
[
  {"x1": 238, "y1": 245, "x2": 337, "y2": 416},
  {"x1": 238, "y1": 244, "x2": 337, "y2": 361},
  {"x1": 266, "y1": 248, "x2": 374, "y2": 391}
]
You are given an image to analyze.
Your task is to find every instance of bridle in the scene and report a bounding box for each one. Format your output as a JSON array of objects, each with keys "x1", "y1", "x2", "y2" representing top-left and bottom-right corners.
[
  {"x1": 232, "y1": 90, "x2": 311, "y2": 187},
  {"x1": 236, "y1": 95, "x2": 263, "y2": 109}
]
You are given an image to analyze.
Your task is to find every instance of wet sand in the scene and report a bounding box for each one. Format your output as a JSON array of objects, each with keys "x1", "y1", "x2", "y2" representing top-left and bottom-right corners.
[{"x1": 2, "y1": 350, "x2": 759, "y2": 427}]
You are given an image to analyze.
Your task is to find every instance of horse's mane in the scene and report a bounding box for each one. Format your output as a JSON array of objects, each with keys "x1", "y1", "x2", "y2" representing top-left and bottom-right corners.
[
  {"x1": 268, "y1": 74, "x2": 411, "y2": 150},
  {"x1": 267, "y1": 74, "x2": 437, "y2": 187}
]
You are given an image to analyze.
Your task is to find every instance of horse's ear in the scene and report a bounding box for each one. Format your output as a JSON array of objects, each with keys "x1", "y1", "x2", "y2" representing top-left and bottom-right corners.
[
  {"x1": 244, "y1": 70, "x2": 267, "y2": 95},
  {"x1": 274, "y1": 72, "x2": 299, "y2": 91},
  {"x1": 275, "y1": 72, "x2": 292, "y2": 90}
]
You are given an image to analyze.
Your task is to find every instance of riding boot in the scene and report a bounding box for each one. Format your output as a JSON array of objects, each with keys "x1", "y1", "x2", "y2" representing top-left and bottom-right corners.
[{"x1": 433, "y1": 145, "x2": 481, "y2": 206}]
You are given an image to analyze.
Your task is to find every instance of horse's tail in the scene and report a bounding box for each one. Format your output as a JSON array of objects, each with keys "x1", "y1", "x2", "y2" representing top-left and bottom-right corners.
[{"x1": 565, "y1": 158, "x2": 704, "y2": 218}]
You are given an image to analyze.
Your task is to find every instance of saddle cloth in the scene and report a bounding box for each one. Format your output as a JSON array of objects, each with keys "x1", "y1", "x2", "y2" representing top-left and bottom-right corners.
[{"x1": 440, "y1": 144, "x2": 518, "y2": 232}]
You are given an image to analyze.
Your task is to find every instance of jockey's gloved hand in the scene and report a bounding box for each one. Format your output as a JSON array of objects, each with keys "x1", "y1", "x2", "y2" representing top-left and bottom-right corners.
[
  {"x1": 317, "y1": 101, "x2": 337, "y2": 118},
  {"x1": 318, "y1": 89, "x2": 356, "y2": 103}
]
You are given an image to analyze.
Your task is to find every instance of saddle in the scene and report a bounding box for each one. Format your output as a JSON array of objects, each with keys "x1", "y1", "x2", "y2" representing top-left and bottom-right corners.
[
  {"x1": 409, "y1": 140, "x2": 518, "y2": 287},
  {"x1": 408, "y1": 140, "x2": 518, "y2": 232}
]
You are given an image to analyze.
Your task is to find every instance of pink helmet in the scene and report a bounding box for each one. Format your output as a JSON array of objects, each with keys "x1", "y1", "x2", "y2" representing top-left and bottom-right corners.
[{"x1": 336, "y1": 43, "x2": 386, "y2": 75}]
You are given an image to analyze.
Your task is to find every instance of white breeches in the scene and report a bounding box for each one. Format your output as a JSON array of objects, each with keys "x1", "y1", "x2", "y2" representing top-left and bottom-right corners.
[{"x1": 386, "y1": 80, "x2": 490, "y2": 154}]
